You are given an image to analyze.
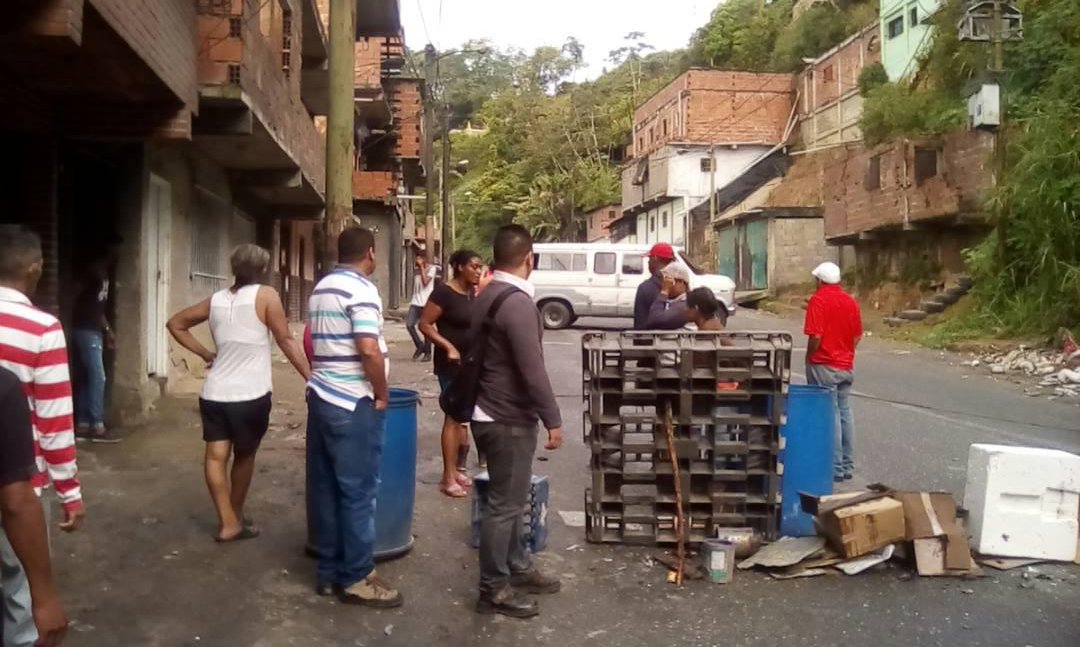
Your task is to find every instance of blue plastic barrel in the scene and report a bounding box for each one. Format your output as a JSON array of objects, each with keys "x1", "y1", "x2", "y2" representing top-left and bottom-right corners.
[
  {"x1": 779, "y1": 385, "x2": 835, "y2": 537},
  {"x1": 374, "y1": 388, "x2": 418, "y2": 560}
]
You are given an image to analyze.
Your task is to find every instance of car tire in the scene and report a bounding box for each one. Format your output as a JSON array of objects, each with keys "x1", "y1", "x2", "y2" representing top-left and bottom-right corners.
[{"x1": 540, "y1": 300, "x2": 573, "y2": 330}]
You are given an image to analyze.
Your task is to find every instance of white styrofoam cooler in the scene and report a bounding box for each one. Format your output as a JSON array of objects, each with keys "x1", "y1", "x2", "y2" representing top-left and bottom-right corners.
[{"x1": 964, "y1": 444, "x2": 1080, "y2": 560}]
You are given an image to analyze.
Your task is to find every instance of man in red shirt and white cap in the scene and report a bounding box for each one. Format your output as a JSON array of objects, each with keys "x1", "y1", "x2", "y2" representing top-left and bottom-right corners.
[
  {"x1": 633, "y1": 243, "x2": 676, "y2": 330},
  {"x1": 803, "y1": 261, "x2": 862, "y2": 482}
]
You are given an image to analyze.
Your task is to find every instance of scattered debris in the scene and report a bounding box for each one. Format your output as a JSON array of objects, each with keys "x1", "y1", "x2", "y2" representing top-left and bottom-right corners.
[
  {"x1": 977, "y1": 557, "x2": 1044, "y2": 571},
  {"x1": 769, "y1": 568, "x2": 830, "y2": 580},
  {"x1": 737, "y1": 536, "x2": 825, "y2": 569},
  {"x1": 384, "y1": 625, "x2": 394, "y2": 637},
  {"x1": 836, "y1": 545, "x2": 895, "y2": 575},
  {"x1": 557, "y1": 511, "x2": 586, "y2": 528}
]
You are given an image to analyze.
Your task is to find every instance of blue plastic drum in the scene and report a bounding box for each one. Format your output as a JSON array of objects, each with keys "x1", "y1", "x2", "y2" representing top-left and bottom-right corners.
[
  {"x1": 374, "y1": 388, "x2": 418, "y2": 560},
  {"x1": 779, "y1": 385, "x2": 836, "y2": 537}
]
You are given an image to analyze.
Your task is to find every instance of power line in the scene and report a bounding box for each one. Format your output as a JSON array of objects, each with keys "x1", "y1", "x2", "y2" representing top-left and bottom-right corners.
[{"x1": 415, "y1": 0, "x2": 434, "y2": 46}]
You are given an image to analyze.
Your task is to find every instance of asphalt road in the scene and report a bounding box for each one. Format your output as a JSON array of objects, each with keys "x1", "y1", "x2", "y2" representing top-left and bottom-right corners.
[{"x1": 56, "y1": 310, "x2": 1080, "y2": 646}]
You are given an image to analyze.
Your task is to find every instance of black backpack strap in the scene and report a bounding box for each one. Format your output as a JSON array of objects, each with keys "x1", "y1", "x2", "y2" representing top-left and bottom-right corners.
[{"x1": 481, "y1": 286, "x2": 520, "y2": 332}]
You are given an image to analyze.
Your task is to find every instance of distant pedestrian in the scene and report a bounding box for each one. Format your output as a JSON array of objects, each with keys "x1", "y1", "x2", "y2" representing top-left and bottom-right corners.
[
  {"x1": 71, "y1": 235, "x2": 122, "y2": 443},
  {"x1": 0, "y1": 225, "x2": 83, "y2": 646},
  {"x1": 803, "y1": 262, "x2": 862, "y2": 482},
  {"x1": 645, "y1": 263, "x2": 691, "y2": 330},
  {"x1": 0, "y1": 367, "x2": 68, "y2": 647},
  {"x1": 419, "y1": 249, "x2": 484, "y2": 498},
  {"x1": 406, "y1": 252, "x2": 438, "y2": 362},
  {"x1": 167, "y1": 244, "x2": 310, "y2": 542},
  {"x1": 633, "y1": 243, "x2": 676, "y2": 329},
  {"x1": 306, "y1": 228, "x2": 402, "y2": 608},
  {"x1": 470, "y1": 225, "x2": 562, "y2": 619}
]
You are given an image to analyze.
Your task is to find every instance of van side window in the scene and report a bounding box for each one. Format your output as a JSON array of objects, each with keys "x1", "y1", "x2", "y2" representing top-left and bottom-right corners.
[
  {"x1": 536, "y1": 252, "x2": 586, "y2": 272},
  {"x1": 595, "y1": 252, "x2": 616, "y2": 275},
  {"x1": 621, "y1": 255, "x2": 644, "y2": 275}
]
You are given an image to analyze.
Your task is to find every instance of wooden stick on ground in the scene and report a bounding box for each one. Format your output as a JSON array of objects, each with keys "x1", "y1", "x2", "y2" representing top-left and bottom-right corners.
[{"x1": 663, "y1": 400, "x2": 685, "y2": 586}]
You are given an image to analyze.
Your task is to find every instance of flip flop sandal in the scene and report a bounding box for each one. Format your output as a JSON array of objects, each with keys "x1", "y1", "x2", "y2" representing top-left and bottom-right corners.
[
  {"x1": 439, "y1": 482, "x2": 469, "y2": 498},
  {"x1": 215, "y1": 526, "x2": 261, "y2": 543},
  {"x1": 454, "y1": 472, "x2": 473, "y2": 488}
]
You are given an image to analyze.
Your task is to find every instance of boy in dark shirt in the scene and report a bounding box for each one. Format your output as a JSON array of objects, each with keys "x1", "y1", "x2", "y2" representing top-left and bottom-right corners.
[{"x1": 0, "y1": 367, "x2": 68, "y2": 646}]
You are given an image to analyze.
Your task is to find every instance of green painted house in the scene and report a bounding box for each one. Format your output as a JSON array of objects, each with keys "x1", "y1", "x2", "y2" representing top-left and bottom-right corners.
[{"x1": 881, "y1": 0, "x2": 942, "y2": 80}]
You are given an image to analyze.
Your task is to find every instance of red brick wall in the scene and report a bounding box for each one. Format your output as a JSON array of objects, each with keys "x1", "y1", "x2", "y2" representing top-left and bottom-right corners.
[
  {"x1": 355, "y1": 37, "x2": 383, "y2": 88},
  {"x1": 632, "y1": 70, "x2": 794, "y2": 158},
  {"x1": 797, "y1": 25, "x2": 880, "y2": 116},
  {"x1": 585, "y1": 204, "x2": 621, "y2": 242},
  {"x1": 685, "y1": 70, "x2": 794, "y2": 145},
  {"x1": 199, "y1": 0, "x2": 326, "y2": 198},
  {"x1": 820, "y1": 130, "x2": 993, "y2": 238},
  {"x1": 90, "y1": 0, "x2": 198, "y2": 110},
  {"x1": 387, "y1": 77, "x2": 422, "y2": 159},
  {"x1": 353, "y1": 170, "x2": 395, "y2": 200}
]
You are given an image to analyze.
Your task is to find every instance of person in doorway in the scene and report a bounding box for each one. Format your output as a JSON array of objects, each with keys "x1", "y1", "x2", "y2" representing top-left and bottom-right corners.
[
  {"x1": 418, "y1": 248, "x2": 484, "y2": 498},
  {"x1": 167, "y1": 244, "x2": 310, "y2": 542},
  {"x1": 633, "y1": 243, "x2": 676, "y2": 329},
  {"x1": 803, "y1": 261, "x2": 862, "y2": 482},
  {"x1": 306, "y1": 227, "x2": 401, "y2": 608},
  {"x1": 0, "y1": 367, "x2": 69, "y2": 647},
  {"x1": 471, "y1": 225, "x2": 563, "y2": 619},
  {"x1": 72, "y1": 235, "x2": 122, "y2": 443},
  {"x1": 645, "y1": 263, "x2": 691, "y2": 330},
  {"x1": 0, "y1": 225, "x2": 83, "y2": 647},
  {"x1": 406, "y1": 252, "x2": 438, "y2": 362}
]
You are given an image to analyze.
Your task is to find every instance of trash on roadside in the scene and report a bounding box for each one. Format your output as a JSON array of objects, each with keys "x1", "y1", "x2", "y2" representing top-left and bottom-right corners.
[
  {"x1": 737, "y1": 536, "x2": 825, "y2": 570},
  {"x1": 702, "y1": 539, "x2": 735, "y2": 584},
  {"x1": 964, "y1": 444, "x2": 1080, "y2": 562},
  {"x1": 800, "y1": 491, "x2": 905, "y2": 559},
  {"x1": 835, "y1": 544, "x2": 895, "y2": 575},
  {"x1": 714, "y1": 528, "x2": 761, "y2": 560},
  {"x1": 893, "y1": 491, "x2": 976, "y2": 576}
]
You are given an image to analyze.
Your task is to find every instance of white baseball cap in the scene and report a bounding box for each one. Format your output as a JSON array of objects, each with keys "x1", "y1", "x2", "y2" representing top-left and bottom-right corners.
[
  {"x1": 811, "y1": 262, "x2": 842, "y2": 285},
  {"x1": 660, "y1": 263, "x2": 690, "y2": 284}
]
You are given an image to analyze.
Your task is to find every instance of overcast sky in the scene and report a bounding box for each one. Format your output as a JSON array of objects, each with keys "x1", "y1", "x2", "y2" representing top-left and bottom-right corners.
[{"x1": 401, "y1": 0, "x2": 717, "y2": 78}]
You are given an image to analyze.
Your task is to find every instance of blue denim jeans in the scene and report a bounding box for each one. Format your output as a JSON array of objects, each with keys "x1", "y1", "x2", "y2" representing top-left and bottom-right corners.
[
  {"x1": 307, "y1": 393, "x2": 385, "y2": 588},
  {"x1": 74, "y1": 329, "x2": 106, "y2": 427},
  {"x1": 405, "y1": 305, "x2": 430, "y2": 355},
  {"x1": 806, "y1": 362, "x2": 855, "y2": 478}
]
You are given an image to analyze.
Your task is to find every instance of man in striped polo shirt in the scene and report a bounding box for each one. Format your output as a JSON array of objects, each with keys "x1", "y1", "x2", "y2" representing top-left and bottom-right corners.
[
  {"x1": 306, "y1": 227, "x2": 401, "y2": 608},
  {"x1": 0, "y1": 225, "x2": 84, "y2": 646}
]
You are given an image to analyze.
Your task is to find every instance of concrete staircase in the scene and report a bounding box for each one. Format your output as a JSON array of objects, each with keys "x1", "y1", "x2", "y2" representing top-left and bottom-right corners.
[{"x1": 884, "y1": 276, "x2": 974, "y2": 327}]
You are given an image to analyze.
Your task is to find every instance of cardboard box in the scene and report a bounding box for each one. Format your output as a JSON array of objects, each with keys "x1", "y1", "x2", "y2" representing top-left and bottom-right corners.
[
  {"x1": 819, "y1": 496, "x2": 906, "y2": 559},
  {"x1": 894, "y1": 491, "x2": 975, "y2": 575}
]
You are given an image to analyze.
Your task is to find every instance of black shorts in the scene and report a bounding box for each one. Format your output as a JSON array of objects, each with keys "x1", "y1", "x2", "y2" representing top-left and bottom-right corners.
[{"x1": 199, "y1": 393, "x2": 272, "y2": 455}]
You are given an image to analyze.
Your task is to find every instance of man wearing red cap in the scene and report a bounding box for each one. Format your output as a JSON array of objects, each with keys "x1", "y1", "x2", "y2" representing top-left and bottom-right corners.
[{"x1": 633, "y1": 243, "x2": 676, "y2": 329}]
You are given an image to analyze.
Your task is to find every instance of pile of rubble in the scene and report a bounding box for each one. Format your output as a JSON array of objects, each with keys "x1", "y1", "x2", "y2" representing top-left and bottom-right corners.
[{"x1": 961, "y1": 345, "x2": 1080, "y2": 399}]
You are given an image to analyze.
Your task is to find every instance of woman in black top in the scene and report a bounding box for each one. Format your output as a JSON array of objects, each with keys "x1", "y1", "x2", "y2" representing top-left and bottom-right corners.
[{"x1": 419, "y1": 249, "x2": 484, "y2": 498}]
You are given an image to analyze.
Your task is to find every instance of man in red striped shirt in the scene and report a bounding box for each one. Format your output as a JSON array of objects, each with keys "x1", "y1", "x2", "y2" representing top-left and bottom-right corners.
[{"x1": 0, "y1": 225, "x2": 84, "y2": 646}]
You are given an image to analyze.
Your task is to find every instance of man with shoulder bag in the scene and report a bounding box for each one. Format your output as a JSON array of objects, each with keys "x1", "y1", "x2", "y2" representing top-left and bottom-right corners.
[{"x1": 443, "y1": 225, "x2": 563, "y2": 619}]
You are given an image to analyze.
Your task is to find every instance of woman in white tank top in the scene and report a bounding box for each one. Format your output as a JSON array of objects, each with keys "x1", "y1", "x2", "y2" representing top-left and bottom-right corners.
[{"x1": 167, "y1": 244, "x2": 310, "y2": 542}]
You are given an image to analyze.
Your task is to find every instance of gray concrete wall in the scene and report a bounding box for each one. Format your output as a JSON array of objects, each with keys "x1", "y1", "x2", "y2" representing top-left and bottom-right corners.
[
  {"x1": 768, "y1": 217, "x2": 837, "y2": 290},
  {"x1": 352, "y1": 204, "x2": 397, "y2": 307}
]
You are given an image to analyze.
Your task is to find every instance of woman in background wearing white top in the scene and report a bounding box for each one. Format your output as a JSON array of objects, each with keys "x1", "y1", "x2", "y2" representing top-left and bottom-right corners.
[
  {"x1": 406, "y1": 251, "x2": 439, "y2": 361},
  {"x1": 167, "y1": 244, "x2": 310, "y2": 542}
]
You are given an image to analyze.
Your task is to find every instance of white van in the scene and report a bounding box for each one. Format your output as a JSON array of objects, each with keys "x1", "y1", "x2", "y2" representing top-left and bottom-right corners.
[{"x1": 529, "y1": 243, "x2": 736, "y2": 329}]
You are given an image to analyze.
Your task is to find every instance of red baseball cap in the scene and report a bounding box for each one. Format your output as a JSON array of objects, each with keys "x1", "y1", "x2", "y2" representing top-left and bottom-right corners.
[{"x1": 645, "y1": 243, "x2": 675, "y2": 261}]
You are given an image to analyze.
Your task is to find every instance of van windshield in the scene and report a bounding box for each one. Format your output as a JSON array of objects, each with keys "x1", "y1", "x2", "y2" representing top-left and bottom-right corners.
[{"x1": 678, "y1": 253, "x2": 705, "y2": 275}]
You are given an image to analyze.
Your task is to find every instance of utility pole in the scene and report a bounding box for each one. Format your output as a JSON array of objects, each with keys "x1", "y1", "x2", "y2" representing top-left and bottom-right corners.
[
  {"x1": 423, "y1": 45, "x2": 438, "y2": 263},
  {"x1": 440, "y1": 106, "x2": 452, "y2": 268},
  {"x1": 324, "y1": 0, "x2": 356, "y2": 268},
  {"x1": 705, "y1": 143, "x2": 717, "y2": 260},
  {"x1": 991, "y1": 0, "x2": 1008, "y2": 265}
]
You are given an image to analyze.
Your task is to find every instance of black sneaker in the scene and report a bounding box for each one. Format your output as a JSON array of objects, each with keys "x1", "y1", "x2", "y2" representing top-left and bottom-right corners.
[
  {"x1": 90, "y1": 427, "x2": 122, "y2": 444},
  {"x1": 476, "y1": 586, "x2": 538, "y2": 618},
  {"x1": 419, "y1": 352, "x2": 432, "y2": 363},
  {"x1": 510, "y1": 568, "x2": 561, "y2": 595},
  {"x1": 411, "y1": 349, "x2": 423, "y2": 361}
]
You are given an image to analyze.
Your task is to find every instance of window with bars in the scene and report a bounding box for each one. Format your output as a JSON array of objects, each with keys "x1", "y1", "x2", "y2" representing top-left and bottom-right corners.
[
  {"x1": 282, "y1": 9, "x2": 293, "y2": 78},
  {"x1": 228, "y1": 16, "x2": 242, "y2": 37},
  {"x1": 227, "y1": 64, "x2": 241, "y2": 84}
]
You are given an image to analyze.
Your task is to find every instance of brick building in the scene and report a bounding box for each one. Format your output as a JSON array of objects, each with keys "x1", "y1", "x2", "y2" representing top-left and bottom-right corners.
[
  {"x1": 796, "y1": 23, "x2": 881, "y2": 149},
  {"x1": 613, "y1": 69, "x2": 796, "y2": 266},
  {"x1": 585, "y1": 204, "x2": 620, "y2": 242},
  {"x1": 762, "y1": 130, "x2": 994, "y2": 279},
  {"x1": 0, "y1": 1, "x2": 406, "y2": 423}
]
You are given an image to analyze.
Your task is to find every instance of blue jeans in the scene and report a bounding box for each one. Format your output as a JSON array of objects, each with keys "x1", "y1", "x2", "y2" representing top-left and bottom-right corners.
[
  {"x1": 74, "y1": 329, "x2": 106, "y2": 427},
  {"x1": 806, "y1": 363, "x2": 855, "y2": 477},
  {"x1": 307, "y1": 393, "x2": 385, "y2": 588},
  {"x1": 405, "y1": 305, "x2": 430, "y2": 355}
]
